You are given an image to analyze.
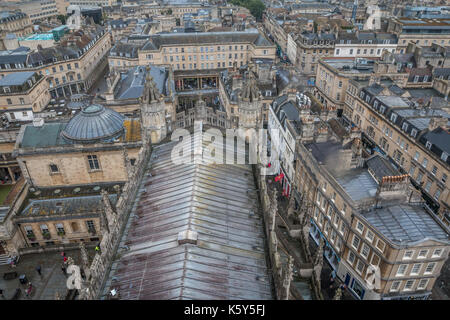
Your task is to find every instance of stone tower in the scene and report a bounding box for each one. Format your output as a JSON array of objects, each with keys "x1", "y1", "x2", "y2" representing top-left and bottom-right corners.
[
  {"x1": 194, "y1": 95, "x2": 207, "y2": 122},
  {"x1": 141, "y1": 66, "x2": 167, "y2": 144},
  {"x1": 238, "y1": 65, "x2": 262, "y2": 130}
]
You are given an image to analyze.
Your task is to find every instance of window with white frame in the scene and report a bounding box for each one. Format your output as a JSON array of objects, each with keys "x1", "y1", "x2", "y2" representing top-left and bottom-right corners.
[
  {"x1": 410, "y1": 263, "x2": 422, "y2": 275},
  {"x1": 390, "y1": 281, "x2": 401, "y2": 292},
  {"x1": 425, "y1": 262, "x2": 436, "y2": 274},
  {"x1": 418, "y1": 249, "x2": 428, "y2": 259},
  {"x1": 396, "y1": 264, "x2": 407, "y2": 276},
  {"x1": 361, "y1": 243, "x2": 370, "y2": 259},
  {"x1": 339, "y1": 221, "x2": 345, "y2": 234},
  {"x1": 314, "y1": 207, "x2": 319, "y2": 220},
  {"x1": 371, "y1": 254, "x2": 380, "y2": 267},
  {"x1": 432, "y1": 249, "x2": 443, "y2": 258},
  {"x1": 352, "y1": 235, "x2": 361, "y2": 250},
  {"x1": 375, "y1": 239, "x2": 385, "y2": 253},
  {"x1": 347, "y1": 251, "x2": 356, "y2": 265},
  {"x1": 417, "y1": 279, "x2": 428, "y2": 290},
  {"x1": 356, "y1": 221, "x2": 364, "y2": 234},
  {"x1": 403, "y1": 250, "x2": 414, "y2": 260},
  {"x1": 403, "y1": 280, "x2": 415, "y2": 291},
  {"x1": 366, "y1": 230, "x2": 374, "y2": 243},
  {"x1": 356, "y1": 259, "x2": 365, "y2": 275}
]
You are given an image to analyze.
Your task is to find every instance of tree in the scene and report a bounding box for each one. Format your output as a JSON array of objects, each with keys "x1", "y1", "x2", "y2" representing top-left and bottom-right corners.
[
  {"x1": 230, "y1": 0, "x2": 266, "y2": 21},
  {"x1": 57, "y1": 15, "x2": 67, "y2": 25}
]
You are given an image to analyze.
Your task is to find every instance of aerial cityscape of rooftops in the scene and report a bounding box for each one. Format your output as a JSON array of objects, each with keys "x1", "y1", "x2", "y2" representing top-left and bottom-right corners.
[{"x1": 0, "y1": 0, "x2": 448, "y2": 303}]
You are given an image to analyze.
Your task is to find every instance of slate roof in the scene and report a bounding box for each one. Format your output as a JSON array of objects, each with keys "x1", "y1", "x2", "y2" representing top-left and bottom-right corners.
[
  {"x1": 142, "y1": 30, "x2": 272, "y2": 50},
  {"x1": 115, "y1": 65, "x2": 168, "y2": 100},
  {"x1": 19, "y1": 194, "x2": 117, "y2": 217},
  {"x1": 363, "y1": 204, "x2": 450, "y2": 245},
  {"x1": 0, "y1": 71, "x2": 35, "y2": 86},
  {"x1": 421, "y1": 127, "x2": 450, "y2": 154},
  {"x1": 366, "y1": 155, "x2": 401, "y2": 182}
]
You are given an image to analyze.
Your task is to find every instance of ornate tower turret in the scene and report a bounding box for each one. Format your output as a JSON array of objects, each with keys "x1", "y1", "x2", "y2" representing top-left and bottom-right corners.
[
  {"x1": 238, "y1": 64, "x2": 262, "y2": 129},
  {"x1": 141, "y1": 66, "x2": 167, "y2": 144}
]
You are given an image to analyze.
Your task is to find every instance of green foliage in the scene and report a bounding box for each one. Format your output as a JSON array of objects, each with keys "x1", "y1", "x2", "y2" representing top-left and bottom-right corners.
[
  {"x1": 57, "y1": 15, "x2": 67, "y2": 25},
  {"x1": 230, "y1": 0, "x2": 266, "y2": 20}
]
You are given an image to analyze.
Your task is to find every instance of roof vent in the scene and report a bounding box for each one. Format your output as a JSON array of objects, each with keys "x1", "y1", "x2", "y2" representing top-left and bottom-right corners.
[
  {"x1": 177, "y1": 230, "x2": 198, "y2": 245},
  {"x1": 33, "y1": 118, "x2": 44, "y2": 127}
]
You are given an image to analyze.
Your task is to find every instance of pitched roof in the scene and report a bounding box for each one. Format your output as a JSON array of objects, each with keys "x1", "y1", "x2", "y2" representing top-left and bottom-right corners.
[{"x1": 107, "y1": 139, "x2": 273, "y2": 299}]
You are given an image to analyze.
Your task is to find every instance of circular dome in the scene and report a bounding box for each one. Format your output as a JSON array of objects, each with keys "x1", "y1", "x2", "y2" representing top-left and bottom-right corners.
[{"x1": 62, "y1": 104, "x2": 125, "y2": 143}]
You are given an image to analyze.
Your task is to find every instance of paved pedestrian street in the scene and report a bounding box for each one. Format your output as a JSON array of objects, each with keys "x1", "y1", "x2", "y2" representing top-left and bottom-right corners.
[{"x1": 0, "y1": 249, "x2": 94, "y2": 300}]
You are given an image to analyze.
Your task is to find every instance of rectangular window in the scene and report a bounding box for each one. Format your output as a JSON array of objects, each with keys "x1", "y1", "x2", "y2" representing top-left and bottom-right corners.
[
  {"x1": 347, "y1": 251, "x2": 356, "y2": 265},
  {"x1": 432, "y1": 249, "x2": 443, "y2": 258},
  {"x1": 403, "y1": 280, "x2": 415, "y2": 291},
  {"x1": 418, "y1": 250, "x2": 428, "y2": 259},
  {"x1": 352, "y1": 235, "x2": 361, "y2": 250},
  {"x1": 49, "y1": 164, "x2": 59, "y2": 173},
  {"x1": 425, "y1": 262, "x2": 436, "y2": 274},
  {"x1": 361, "y1": 243, "x2": 370, "y2": 259},
  {"x1": 403, "y1": 250, "x2": 414, "y2": 260},
  {"x1": 376, "y1": 239, "x2": 385, "y2": 253},
  {"x1": 422, "y1": 158, "x2": 428, "y2": 168},
  {"x1": 356, "y1": 259, "x2": 365, "y2": 274},
  {"x1": 86, "y1": 220, "x2": 96, "y2": 233},
  {"x1": 410, "y1": 263, "x2": 422, "y2": 275},
  {"x1": 417, "y1": 279, "x2": 428, "y2": 290},
  {"x1": 390, "y1": 281, "x2": 401, "y2": 292},
  {"x1": 397, "y1": 264, "x2": 407, "y2": 276},
  {"x1": 87, "y1": 155, "x2": 100, "y2": 170},
  {"x1": 55, "y1": 223, "x2": 65, "y2": 234},
  {"x1": 366, "y1": 230, "x2": 374, "y2": 243},
  {"x1": 356, "y1": 221, "x2": 364, "y2": 234}
]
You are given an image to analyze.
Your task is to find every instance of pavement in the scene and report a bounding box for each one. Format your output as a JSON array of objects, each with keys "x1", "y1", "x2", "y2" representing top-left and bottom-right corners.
[{"x1": 0, "y1": 249, "x2": 95, "y2": 300}]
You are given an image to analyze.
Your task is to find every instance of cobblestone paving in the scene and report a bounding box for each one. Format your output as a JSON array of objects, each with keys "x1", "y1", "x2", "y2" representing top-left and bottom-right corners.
[{"x1": 0, "y1": 249, "x2": 95, "y2": 300}]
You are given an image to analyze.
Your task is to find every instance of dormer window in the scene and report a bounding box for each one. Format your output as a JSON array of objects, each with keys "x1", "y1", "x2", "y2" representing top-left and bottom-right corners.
[
  {"x1": 426, "y1": 141, "x2": 432, "y2": 150},
  {"x1": 365, "y1": 95, "x2": 370, "y2": 103},
  {"x1": 441, "y1": 152, "x2": 448, "y2": 162},
  {"x1": 373, "y1": 101, "x2": 379, "y2": 108},
  {"x1": 390, "y1": 113, "x2": 397, "y2": 123},
  {"x1": 402, "y1": 123, "x2": 408, "y2": 132},
  {"x1": 380, "y1": 106, "x2": 386, "y2": 113},
  {"x1": 53, "y1": 57, "x2": 57, "y2": 62},
  {"x1": 411, "y1": 129, "x2": 417, "y2": 138},
  {"x1": 3, "y1": 87, "x2": 10, "y2": 93}
]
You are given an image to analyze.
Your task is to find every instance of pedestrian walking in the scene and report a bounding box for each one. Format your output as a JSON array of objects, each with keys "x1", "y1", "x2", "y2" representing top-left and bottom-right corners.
[
  {"x1": 25, "y1": 282, "x2": 32, "y2": 298},
  {"x1": 35, "y1": 265, "x2": 42, "y2": 276}
]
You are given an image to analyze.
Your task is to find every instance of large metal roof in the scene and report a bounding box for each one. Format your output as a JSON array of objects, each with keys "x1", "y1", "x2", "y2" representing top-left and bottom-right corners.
[{"x1": 108, "y1": 134, "x2": 273, "y2": 299}]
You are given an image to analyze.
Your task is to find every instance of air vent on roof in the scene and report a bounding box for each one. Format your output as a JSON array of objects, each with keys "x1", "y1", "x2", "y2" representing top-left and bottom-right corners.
[{"x1": 177, "y1": 230, "x2": 198, "y2": 245}]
